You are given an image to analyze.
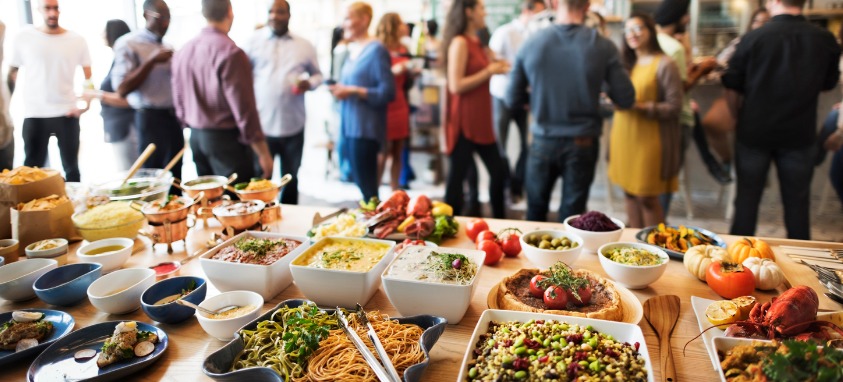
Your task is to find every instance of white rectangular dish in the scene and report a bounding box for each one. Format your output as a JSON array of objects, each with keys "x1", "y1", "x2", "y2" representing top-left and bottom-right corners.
[
  {"x1": 199, "y1": 231, "x2": 310, "y2": 300},
  {"x1": 457, "y1": 309, "x2": 654, "y2": 382},
  {"x1": 690, "y1": 295, "x2": 726, "y2": 371}
]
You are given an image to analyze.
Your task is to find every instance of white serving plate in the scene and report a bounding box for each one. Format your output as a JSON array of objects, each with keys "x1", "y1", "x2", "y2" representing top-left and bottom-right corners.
[
  {"x1": 711, "y1": 337, "x2": 774, "y2": 382},
  {"x1": 457, "y1": 309, "x2": 654, "y2": 382},
  {"x1": 199, "y1": 231, "x2": 310, "y2": 300}
]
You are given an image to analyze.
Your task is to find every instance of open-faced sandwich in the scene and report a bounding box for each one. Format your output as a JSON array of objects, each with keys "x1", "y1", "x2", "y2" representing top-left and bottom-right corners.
[
  {"x1": 95, "y1": 321, "x2": 158, "y2": 368},
  {"x1": 0, "y1": 311, "x2": 53, "y2": 352},
  {"x1": 496, "y1": 261, "x2": 624, "y2": 322}
]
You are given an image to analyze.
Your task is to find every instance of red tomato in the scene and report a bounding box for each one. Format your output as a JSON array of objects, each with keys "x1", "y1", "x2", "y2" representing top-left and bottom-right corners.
[
  {"x1": 477, "y1": 239, "x2": 503, "y2": 265},
  {"x1": 706, "y1": 261, "x2": 756, "y2": 299},
  {"x1": 543, "y1": 286, "x2": 568, "y2": 310},
  {"x1": 466, "y1": 219, "x2": 490, "y2": 242},
  {"x1": 529, "y1": 275, "x2": 546, "y2": 298},
  {"x1": 565, "y1": 286, "x2": 592, "y2": 306},
  {"x1": 475, "y1": 230, "x2": 497, "y2": 244},
  {"x1": 500, "y1": 235, "x2": 521, "y2": 257}
]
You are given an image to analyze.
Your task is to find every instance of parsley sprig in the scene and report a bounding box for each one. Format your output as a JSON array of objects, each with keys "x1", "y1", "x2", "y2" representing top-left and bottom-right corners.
[
  {"x1": 234, "y1": 238, "x2": 282, "y2": 258},
  {"x1": 762, "y1": 340, "x2": 843, "y2": 382},
  {"x1": 538, "y1": 262, "x2": 590, "y2": 302}
]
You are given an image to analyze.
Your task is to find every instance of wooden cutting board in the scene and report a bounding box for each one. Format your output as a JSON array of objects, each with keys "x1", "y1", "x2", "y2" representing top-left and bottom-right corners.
[{"x1": 772, "y1": 245, "x2": 841, "y2": 311}]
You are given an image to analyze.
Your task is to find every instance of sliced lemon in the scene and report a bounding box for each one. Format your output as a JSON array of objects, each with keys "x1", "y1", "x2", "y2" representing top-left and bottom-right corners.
[
  {"x1": 731, "y1": 296, "x2": 757, "y2": 320},
  {"x1": 706, "y1": 300, "x2": 739, "y2": 328}
]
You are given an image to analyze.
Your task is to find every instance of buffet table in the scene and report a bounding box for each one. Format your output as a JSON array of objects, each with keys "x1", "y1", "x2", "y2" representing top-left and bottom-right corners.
[{"x1": 3, "y1": 205, "x2": 841, "y2": 381}]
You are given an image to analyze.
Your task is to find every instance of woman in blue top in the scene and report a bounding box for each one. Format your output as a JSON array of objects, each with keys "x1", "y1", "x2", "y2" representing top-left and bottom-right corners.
[{"x1": 329, "y1": 2, "x2": 396, "y2": 201}]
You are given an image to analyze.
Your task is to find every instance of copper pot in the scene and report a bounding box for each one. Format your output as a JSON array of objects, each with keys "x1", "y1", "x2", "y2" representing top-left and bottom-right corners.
[
  {"x1": 203, "y1": 200, "x2": 265, "y2": 231},
  {"x1": 179, "y1": 173, "x2": 237, "y2": 202},
  {"x1": 147, "y1": 218, "x2": 191, "y2": 243},
  {"x1": 260, "y1": 202, "x2": 282, "y2": 225},
  {"x1": 229, "y1": 174, "x2": 292, "y2": 203},
  {"x1": 132, "y1": 192, "x2": 203, "y2": 224}
]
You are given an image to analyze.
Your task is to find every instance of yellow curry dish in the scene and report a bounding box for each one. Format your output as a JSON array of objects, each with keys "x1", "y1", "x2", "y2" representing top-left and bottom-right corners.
[{"x1": 293, "y1": 238, "x2": 391, "y2": 272}]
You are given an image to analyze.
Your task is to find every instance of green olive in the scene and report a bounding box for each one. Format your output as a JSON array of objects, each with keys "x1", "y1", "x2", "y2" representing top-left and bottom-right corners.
[
  {"x1": 551, "y1": 238, "x2": 562, "y2": 247},
  {"x1": 539, "y1": 241, "x2": 551, "y2": 249},
  {"x1": 541, "y1": 234, "x2": 552, "y2": 242}
]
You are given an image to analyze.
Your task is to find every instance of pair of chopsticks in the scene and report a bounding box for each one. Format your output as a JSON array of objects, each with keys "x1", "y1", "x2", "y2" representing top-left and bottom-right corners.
[{"x1": 335, "y1": 305, "x2": 401, "y2": 382}]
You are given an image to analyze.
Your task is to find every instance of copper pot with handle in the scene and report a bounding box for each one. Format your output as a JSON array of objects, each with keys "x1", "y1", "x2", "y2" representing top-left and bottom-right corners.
[
  {"x1": 200, "y1": 200, "x2": 265, "y2": 231},
  {"x1": 178, "y1": 173, "x2": 237, "y2": 202},
  {"x1": 131, "y1": 192, "x2": 204, "y2": 224},
  {"x1": 228, "y1": 174, "x2": 293, "y2": 203}
]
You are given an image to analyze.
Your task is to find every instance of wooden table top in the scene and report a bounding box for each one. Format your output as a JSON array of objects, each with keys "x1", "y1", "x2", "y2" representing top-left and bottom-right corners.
[{"x1": 3, "y1": 205, "x2": 841, "y2": 382}]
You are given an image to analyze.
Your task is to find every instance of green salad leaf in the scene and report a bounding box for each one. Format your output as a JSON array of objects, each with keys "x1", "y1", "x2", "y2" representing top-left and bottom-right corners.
[{"x1": 425, "y1": 215, "x2": 459, "y2": 244}]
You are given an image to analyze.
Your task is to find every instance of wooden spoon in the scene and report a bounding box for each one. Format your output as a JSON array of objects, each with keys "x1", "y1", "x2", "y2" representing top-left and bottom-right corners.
[
  {"x1": 643, "y1": 295, "x2": 680, "y2": 382},
  {"x1": 159, "y1": 146, "x2": 186, "y2": 178},
  {"x1": 121, "y1": 143, "x2": 157, "y2": 186}
]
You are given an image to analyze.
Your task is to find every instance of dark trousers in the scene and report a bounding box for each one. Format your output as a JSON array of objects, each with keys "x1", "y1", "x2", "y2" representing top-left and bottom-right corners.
[
  {"x1": 819, "y1": 109, "x2": 843, "y2": 207},
  {"x1": 526, "y1": 136, "x2": 599, "y2": 222},
  {"x1": 189, "y1": 128, "x2": 256, "y2": 181},
  {"x1": 444, "y1": 135, "x2": 505, "y2": 218},
  {"x1": 136, "y1": 108, "x2": 184, "y2": 181},
  {"x1": 493, "y1": 97, "x2": 528, "y2": 195},
  {"x1": 0, "y1": 140, "x2": 14, "y2": 171},
  {"x1": 265, "y1": 130, "x2": 304, "y2": 205},
  {"x1": 730, "y1": 140, "x2": 815, "y2": 240},
  {"x1": 23, "y1": 117, "x2": 80, "y2": 181},
  {"x1": 347, "y1": 137, "x2": 380, "y2": 201}
]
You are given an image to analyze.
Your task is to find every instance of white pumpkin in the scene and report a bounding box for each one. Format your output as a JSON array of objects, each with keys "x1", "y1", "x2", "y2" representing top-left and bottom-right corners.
[
  {"x1": 742, "y1": 257, "x2": 784, "y2": 291},
  {"x1": 684, "y1": 245, "x2": 731, "y2": 281}
]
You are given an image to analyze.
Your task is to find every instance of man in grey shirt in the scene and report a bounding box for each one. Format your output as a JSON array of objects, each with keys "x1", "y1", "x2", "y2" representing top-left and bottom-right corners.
[
  {"x1": 507, "y1": 0, "x2": 635, "y2": 222},
  {"x1": 111, "y1": 0, "x2": 183, "y2": 181}
]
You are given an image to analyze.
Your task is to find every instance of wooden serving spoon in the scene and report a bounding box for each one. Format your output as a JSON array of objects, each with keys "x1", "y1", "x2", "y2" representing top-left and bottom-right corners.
[
  {"x1": 121, "y1": 143, "x2": 157, "y2": 186},
  {"x1": 643, "y1": 295, "x2": 680, "y2": 382}
]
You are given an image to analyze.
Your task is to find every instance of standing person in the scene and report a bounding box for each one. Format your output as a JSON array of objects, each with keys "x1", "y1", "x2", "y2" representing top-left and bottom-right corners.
[
  {"x1": 0, "y1": 19, "x2": 14, "y2": 170},
  {"x1": 87, "y1": 20, "x2": 137, "y2": 171},
  {"x1": 442, "y1": 0, "x2": 508, "y2": 219},
  {"x1": 245, "y1": 0, "x2": 322, "y2": 205},
  {"x1": 172, "y1": 0, "x2": 273, "y2": 180},
  {"x1": 722, "y1": 0, "x2": 840, "y2": 240},
  {"x1": 329, "y1": 2, "x2": 396, "y2": 201},
  {"x1": 112, "y1": 0, "x2": 182, "y2": 181},
  {"x1": 609, "y1": 14, "x2": 683, "y2": 228},
  {"x1": 507, "y1": 0, "x2": 635, "y2": 222},
  {"x1": 375, "y1": 12, "x2": 411, "y2": 192},
  {"x1": 7, "y1": 0, "x2": 92, "y2": 182},
  {"x1": 489, "y1": 0, "x2": 546, "y2": 202}
]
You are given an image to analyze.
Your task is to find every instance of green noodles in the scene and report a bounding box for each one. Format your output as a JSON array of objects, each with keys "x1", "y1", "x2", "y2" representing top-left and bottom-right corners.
[{"x1": 231, "y1": 303, "x2": 339, "y2": 380}]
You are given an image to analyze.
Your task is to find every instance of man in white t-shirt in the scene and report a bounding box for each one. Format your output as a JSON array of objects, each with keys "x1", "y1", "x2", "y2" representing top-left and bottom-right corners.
[
  {"x1": 0, "y1": 19, "x2": 14, "y2": 170},
  {"x1": 7, "y1": 0, "x2": 92, "y2": 182}
]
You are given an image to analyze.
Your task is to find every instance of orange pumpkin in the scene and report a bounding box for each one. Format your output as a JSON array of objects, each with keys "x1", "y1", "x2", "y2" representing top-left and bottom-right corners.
[{"x1": 728, "y1": 237, "x2": 775, "y2": 263}]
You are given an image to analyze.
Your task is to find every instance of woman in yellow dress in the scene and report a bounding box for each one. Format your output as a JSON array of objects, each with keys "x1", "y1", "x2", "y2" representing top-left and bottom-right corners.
[{"x1": 609, "y1": 13, "x2": 683, "y2": 228}]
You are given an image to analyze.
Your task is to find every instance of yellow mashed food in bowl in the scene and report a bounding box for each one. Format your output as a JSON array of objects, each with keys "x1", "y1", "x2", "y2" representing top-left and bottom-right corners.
[{"x1": 72, "y1": 202, "x2": 145, "y2": 241}]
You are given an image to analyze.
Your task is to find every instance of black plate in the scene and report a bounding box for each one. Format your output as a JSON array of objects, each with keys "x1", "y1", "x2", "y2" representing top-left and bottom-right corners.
[
  {"x1": 0, "y1": 309, "x2": 75, "y2": 366},
  {"x1": 27, "y1": 321, "x2": 168, "y2": 382},
  {"x1": 635, "y1": 225, "x2": 727, "y2": 260},
  {"x1": 203, "y1": 299, "x2": 448, "y2": 382}
]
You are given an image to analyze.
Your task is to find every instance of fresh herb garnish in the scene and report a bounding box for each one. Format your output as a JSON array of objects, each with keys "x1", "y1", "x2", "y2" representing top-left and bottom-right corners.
[
  {"x1": 137, "y1": 330, "x2": 154, "y2": 342},
  {"x1": 538, "y1": 262, "x2": 590, "y2": 303},
  {"x1": 320, "y1": 250, "x2": 362, "y2": 266},
  {"x1": 101, "y1": 340, "x2": 114, "y2": 353},
  {"x1": 181, "y1": 280, "x2": 197, "y2": 297},
  {"x1": 423, "y1": 251, "x2": 477, "y2": 284},
  {"x1": 234, "y1": 238, "x2": 280, "y2": 258},
  {"x1": 762, "y1": 340, "x2": 843, "y2": 382}
]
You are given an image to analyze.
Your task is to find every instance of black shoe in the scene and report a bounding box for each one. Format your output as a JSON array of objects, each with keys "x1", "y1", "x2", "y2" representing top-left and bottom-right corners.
[{"x1": 707, "y1": 162, "x2": 733, "y2": 185}]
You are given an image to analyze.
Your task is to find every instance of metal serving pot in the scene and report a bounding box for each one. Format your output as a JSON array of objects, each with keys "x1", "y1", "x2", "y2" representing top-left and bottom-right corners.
[
  {"x1": 179, "y1": 173, "x2": 237, "y2": 202},
  {"x1": 204, "y1": 200, "x2": 266, "y2": 231},
  {"x1": 228, "y1": 174, "x2": 293, "y2": 203},
  {"x1": 132, "y1": 192, "x2": 203, "y2": 224}
]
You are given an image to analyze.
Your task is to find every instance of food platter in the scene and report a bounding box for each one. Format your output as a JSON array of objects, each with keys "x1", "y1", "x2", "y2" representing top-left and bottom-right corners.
[
  {"x1": 635, "y1": 225, "x2": 726, "y2": 260},
  {"x1": 202, "y1": 299, "x2": 448, "y2": 382},
  {"x1": 27, "y1": 321, "x2": 168, "y2": 382},
  {"x1": 487, "y1": 281, "x2": 644, "y2": 324},
  {"x1": 0, "y1": 309, "x2": 75, "y2": 366}
]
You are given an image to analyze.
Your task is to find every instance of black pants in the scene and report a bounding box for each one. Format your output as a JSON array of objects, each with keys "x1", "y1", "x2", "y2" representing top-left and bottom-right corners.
[
  {"x1": 189, "y1": 128, "x2": 256, "y2": 181},
  {"x1": 265, "y1": 130, "x2": 304, "y2": 205},
  {"x1": 136, "y1": 108, "x2": 184, "y2": 181},
  {"x1": 445, "y1": 135, "x2": 505, "y2": 218},
  {"x1": 493, "y1": 97, "x2": 528, "y2": 195},
  {"x1": 23, "y1": 117, "x2": 80, "y2": 181},
  {"x1": 347, "y1": 137, "x2": 380, "y2": 201}
]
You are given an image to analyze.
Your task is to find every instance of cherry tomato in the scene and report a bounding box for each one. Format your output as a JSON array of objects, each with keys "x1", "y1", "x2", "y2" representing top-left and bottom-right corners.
[
  {"x1": 529, "y1": 275, "x2": 546, "y2": 298},
  {"x1": 477, "y1": 239, "x2": 503, "y2": 265},
  {"x1": 500, "y1": 235, "x2": 521, "y2": 257},
  {"x1": 565, "y1": 286, "x2": 592, "y2": 306},
  {"x1": 543, "y1": 286, "x2": 568, "y2": 310},
  {"x1": 706, "y1": 261, "x2": 756, "y2": 299},
  {"x1": 475, "y1": 230, "x2": 497, "y2": 244},
  {"x1": 466, "y1": 219, "x2": 490, "y2": 242}
]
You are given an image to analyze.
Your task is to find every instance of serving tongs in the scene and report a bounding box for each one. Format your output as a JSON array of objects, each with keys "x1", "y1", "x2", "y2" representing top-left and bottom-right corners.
[
  {"x1": 356, "y1": 304, "x2": 401, "y2": 382},
  {"x1": 312, "y1": 207, "x2": 348, "y2": 226},
  {"x1": 335, "y1": 308, "x2": 397, "y2": 382}
]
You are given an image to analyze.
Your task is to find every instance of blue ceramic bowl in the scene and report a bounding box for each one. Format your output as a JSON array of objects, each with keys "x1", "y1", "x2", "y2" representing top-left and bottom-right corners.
[
  {"x1": 141, "y1": 276, "x2": 207, "y2": 324},
  {"x1": 33, "y1": 263, "x2": 102, "y2": 306}
]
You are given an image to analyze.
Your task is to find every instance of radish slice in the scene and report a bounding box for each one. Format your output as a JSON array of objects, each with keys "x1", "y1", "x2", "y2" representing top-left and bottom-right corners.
[
  {"x1": 12, "y1": 311, "x2": 43, "y2": 323},
  {"x1": 74, "y1": 349, "x2": 97, "y2": 361},
  {"x1": 15, "y1": 338, "x2": 38, "y2": 352},
  {"x1": 134, "y1": 341, "x2": 154, "y2": 357}
]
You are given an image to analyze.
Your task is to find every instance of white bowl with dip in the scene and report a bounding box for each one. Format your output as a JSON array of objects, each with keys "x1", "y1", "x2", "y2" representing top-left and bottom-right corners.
[
  {"x1": 195, "y1": 290, "x2": 263, "y2": 341},
  {"x1": 199, "y1": 231, "x2": 309, "y2": 300},
  {"x1": 0, "y1": 258, "x2": 58, "y2": 301},
  {"x1": 76, "y1": 238, "x2": 134, "y2": 273},
  {"x1": 290, "y1": 237, "x2": 395, "y2": 309},
  {"x1": 87, "y1": 268, "x2": 156, "y2": 314},
  {"x1": 25, "y1": 238, "x2": 69, "y2": 265},
  {"x1": 382, "y1": 246, "x2": 485, "y2": 324},
  {"x1": 597, "y1": 242, "x2": 669, "y2": 289}
]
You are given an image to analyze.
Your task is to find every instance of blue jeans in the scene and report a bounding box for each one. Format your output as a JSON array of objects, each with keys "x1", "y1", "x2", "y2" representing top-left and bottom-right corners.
[
  {"x1": 347, "y1": 137, "x2": 380, "y2": 201},
  {"x1": 526, "y1": 136, "x2": 599, "y2": 222},
  {"x1": 730, "y1": 140, "x2": 815, "y2": 240},
  {"x1": 266, "y1": 130, "x2": 304, "y2": 205}
]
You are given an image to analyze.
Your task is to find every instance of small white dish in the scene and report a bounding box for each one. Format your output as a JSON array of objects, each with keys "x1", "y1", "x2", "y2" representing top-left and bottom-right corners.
[
  {"x1": 563, "y1": 214, "x2": 625, "y2": 253},
  {"x1": 76, "y1": 238, "x2": 134, "y2": 273},
  {"x1": 597, "y1": 242, "x2": 669, "y2": 289},
  {"x1": 87, "y1": 268, "x2": 155, "y2": 314},
  {"x1": 195, "y1": 290, "x2": 263, "y2": 341},
  {"x1": 520, "y1": 229, "x2": 584, "y2": 268},
  {"x1": 0, "y1": 258, "x2": 58, "y2": 301}
]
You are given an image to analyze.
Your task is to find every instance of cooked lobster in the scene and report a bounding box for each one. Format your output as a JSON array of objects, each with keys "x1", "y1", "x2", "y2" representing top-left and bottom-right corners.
[{"x1": 407, "y1": 195, "x2": 431, "y2": 218}]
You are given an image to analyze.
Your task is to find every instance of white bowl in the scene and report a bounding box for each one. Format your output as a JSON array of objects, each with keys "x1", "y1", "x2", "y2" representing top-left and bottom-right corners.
[
  {"x1": 520, "y1": 230, "x2": 584, "y2": 269},
  {"x1": 87, "y1": 268, "x2": 156, "y2": 314},
  {"x1": 76, "y1": 238, "x2": 134, "y2": 273},
  {"x1": 563, "y1": 214, "x2": 625, "y2": 253},
  {"x1": 195, "y1": 290, "x2": 263, "y2": 341},
  {"x1": 25, "y1": 238, "x2": 69, "y2": 265},
  {"x1": 0, "y1": 258, "x2": 58, "y2": 301},
  {"x1": 457, "y1": 309, "x2": 654, "y2": 382},
  {"x1": 713, "y1": 337, "x2": 773, "y2": 382},
  {"x1": 597, "y1": 242, "x2": 669, "y2": 289},
  {"x1": 199, "y1": 231, "x2": 310, "y2": 300},
  {"x1": 382, "y1": 246, "x2": 485, "y2": 324},
  {"x1": 290, "y1": 237, "x2": 395, "y2": 309}
]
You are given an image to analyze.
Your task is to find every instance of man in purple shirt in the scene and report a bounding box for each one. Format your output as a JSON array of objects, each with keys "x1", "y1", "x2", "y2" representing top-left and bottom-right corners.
[{"x1": 171, "y1": 0, "x2": 272, "y2": 180}]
